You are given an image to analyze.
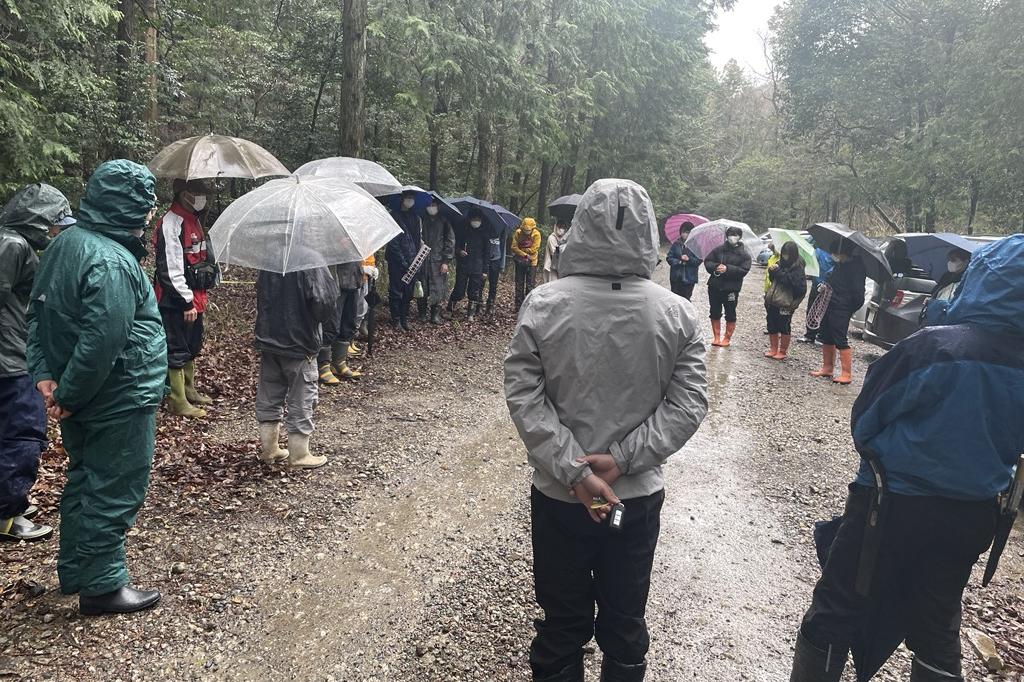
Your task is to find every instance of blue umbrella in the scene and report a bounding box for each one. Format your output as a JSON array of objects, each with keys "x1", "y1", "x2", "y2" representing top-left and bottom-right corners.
[
  {"x1": 903, "y1": 233, "x2": 980, "y2": 280},
  {"x1": 380, "y1": 185, "x2": 463, "y2": 223}
]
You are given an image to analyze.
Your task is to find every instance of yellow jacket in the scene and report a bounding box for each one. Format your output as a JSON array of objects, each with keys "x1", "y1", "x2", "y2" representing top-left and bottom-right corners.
[{"x1": 511, "y1": 218, "x2": 542, "y2": 267}]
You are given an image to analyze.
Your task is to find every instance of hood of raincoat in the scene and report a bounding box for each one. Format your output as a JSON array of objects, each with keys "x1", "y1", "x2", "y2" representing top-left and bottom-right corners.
[
  {"x1": 0, "y1": 183, "x2": 72, "y2": 249},
  {"x1": 558, "y1": 179, "x2": 659, "y2": 279},
  {"x1": 78, "y1": 160, "x2": 157, "y2": 235},
  {"x1": 942, "y1": 234, "x2": 1024, "y2": 337},
  {"x1": 521, "y1": 217, "x2": 538, "y2": 232}
]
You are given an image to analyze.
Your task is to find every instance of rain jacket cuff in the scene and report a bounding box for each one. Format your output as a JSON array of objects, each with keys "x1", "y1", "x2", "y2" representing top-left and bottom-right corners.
[
  {"x1": 570, "y1": 464, "x2": 593, "y2": 487},
  {"x1": 609, "y1": 442, "x2": 631, "y2": 477}
]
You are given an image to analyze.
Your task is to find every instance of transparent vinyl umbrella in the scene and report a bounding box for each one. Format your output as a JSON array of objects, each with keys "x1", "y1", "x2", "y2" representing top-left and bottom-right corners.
[
  {"x1": 148, "y1": 134, "x2": 290, "y2": 180},
  {"x1": 209, "y1": 176, "x2": 401, "y2": 274},
  {"x1": 293, "y1": 157, "x2": 404, "y2": 197},
  {"x1": 684, "y1": 219, "x2": 763, "y2": 261}
]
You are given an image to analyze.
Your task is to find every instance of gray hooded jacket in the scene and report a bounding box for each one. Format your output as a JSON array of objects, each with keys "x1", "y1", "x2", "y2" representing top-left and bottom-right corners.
[{"x1": 504, "y1": 179, "x2": 708, "y2": 503}]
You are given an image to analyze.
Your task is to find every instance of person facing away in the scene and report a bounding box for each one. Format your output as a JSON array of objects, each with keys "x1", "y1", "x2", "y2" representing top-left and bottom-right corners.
[
  {"x1": 511, "y1": 216, "x2": 542, "y2": 312},
  {"x1": 666, "y1": 221, "x2": 701, "y2": 300},
  {"x1": 809, "y1": 239, "x2": 866, "y2": 385},
  {"x1": 254, "y1": 260, "x2": 340, "y2": 469},
  {"x1": 799, "y1": 246, "x2": 834, "y2": 345},
  {"x1": 789, "y1": 234, "x2": 1024, "y2": 682},
  {"x1": 504, "y1": 178, "x2": 708, "y2": 682},
  {"x1": 704, "y1": 225, "x2": 752, "y2": 347},
  {"x1": 542, "y1": 220, "x2": 571, "y2": 283},
  {"x1": 763, "y1": 240, "x2": 807, "y2": 361},
  {"x1": 385, "y1": 189, "x2": 422, "y2": 331},
  {"x1": 153, "y1": 178, "x2": 217, "y2": 418},
  {"x1": 27, "y1": 160, "x2": 167, "y2": 616},
  {"x1": 420, "y1": 197, "x2": 456, "y2": 325},
  {"x1": 447, "y1": 209, "x2": 490, "y2": 322},
  {"x1": 0, "y1": 183, "x2": 76, "y2": 543}
]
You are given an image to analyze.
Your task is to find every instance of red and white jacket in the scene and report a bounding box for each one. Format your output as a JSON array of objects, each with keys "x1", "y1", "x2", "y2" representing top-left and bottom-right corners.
[{"x1": 153, "y1": 203, "x2": 209, "y2": 313}]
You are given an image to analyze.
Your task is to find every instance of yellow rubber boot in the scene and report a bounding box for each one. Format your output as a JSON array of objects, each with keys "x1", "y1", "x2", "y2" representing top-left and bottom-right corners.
[
  {"x1": 319, "y1": 364, "x2": 340, "y2": 386},
  {"x1": 183, "y1": 360, "x2": 212, "y2": 405},
  {"x1": 166, "y1": 368, "x2": 206, "y2": 418}
]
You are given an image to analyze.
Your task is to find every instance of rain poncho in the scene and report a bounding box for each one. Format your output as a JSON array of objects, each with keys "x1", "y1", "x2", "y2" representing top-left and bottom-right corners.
[
  {"x1": 504, "y1": 179, "x2": 709, "y2": 503},
  {"x1": 852, "y1": 234, "x2": 1024, "y2": 500},
  {"x1": 0, "y1": 184, "x2": 71, "y2": 377}
]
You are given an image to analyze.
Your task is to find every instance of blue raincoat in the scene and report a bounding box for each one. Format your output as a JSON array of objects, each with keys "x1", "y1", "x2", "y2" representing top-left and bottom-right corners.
[{"x1": 851, "y1": 234, "x2": 1024, "y2": 500}]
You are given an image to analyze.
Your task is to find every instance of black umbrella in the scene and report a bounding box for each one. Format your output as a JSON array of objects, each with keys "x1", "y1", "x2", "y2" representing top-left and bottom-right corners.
[
  {"x1": 809, "y1": 223, "x2": 893, "y2": 284},
  {"x1": 548, "y1": 193, "x2": 583, "y2": 223}
]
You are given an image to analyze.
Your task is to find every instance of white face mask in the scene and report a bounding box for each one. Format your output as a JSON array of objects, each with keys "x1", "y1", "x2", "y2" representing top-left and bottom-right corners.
[
  {"x1": 402, "y1": 198, "x2": 415, "y2": 209},
  {"x1": 470, "y1": 221, "x2": 482, "y2": 229},
  {"x1": 948, "y1": 259, "x2": 966, "y2": 274},
  {"x1": 191, "y1": 195, "x2": 207, "y2": 211},
  {"x1": 556, "y1": 228, "x2": 567, "y2": 238},
  {"x1": 727, "y1": 235, "x2": 741, "y2": 246},
  {"x1": 426, "y1": 206, "x2": 439, "y2": 216}
]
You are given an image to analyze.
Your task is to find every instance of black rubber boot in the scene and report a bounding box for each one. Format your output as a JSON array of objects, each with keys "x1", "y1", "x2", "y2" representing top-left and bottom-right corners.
[
  {"x1": 401, "y1": 304, "x2": 412, "y2": 332},
  {"x1": 467, "y1": 302, "x2": 478, "y2": 322},
  {"x1": 485, "y1": 299, "x2": 494, "y2": 316},
  {"x1": 535, "y1": 654, "x2": 584, "y2": 682},
  {"x1": 789, "y1": 630, "x2": 846, "y2": 682},
  {"x1": 430, "y1": 305, "x2": 442, "y2": 325},
  {"x1": 80, "y1": 585, "x2": 161, "y2": 616},
  {"x1": 417, "y1": 298, "x2": 428, "y2": 320},
  {"x1": 909, "y1": 657, "x2": 963, "y2": 681},
  {"x1": 600, "y1": 656, "x2": 646, "y2": 682}
]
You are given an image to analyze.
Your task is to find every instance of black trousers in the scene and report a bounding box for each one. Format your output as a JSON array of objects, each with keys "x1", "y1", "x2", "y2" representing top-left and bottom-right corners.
[
  {"x1": 801, "y1": 485, "x2": 997, "y2": 677},
  {"x1": 0, "y1": 375, "x2": 46, "y2": 519},
  {"x1": 388, "y1": 273, "x2": 414, "y2": 321},
  {"x1": 486, "y1": 260, "x2": 503, "y2": 303},
  {"x1": 530, "y1": 487, "x2": 664, "y2": 678},
  {"x1": 515, "y1": 262, "x2": 536, "y2": 310},
  {"x1": 766, "y1": 304, "x2": 793, "y2": 335},
  {"x1": 670, "y1": 280, "x2": 695, "y2": 301},
  {"x1": 449, "y1": 258, "x2": 484, "y2": 305},
  {"x1": 804, "y1": 285, "x2": 821, "y2": 341},
  {"x1": 160, "y1": 308, "x2": 204, "y2": 369},
  {"x1": 820, "y1": 307, "x2": 855, "y2": 349},
  {"x1": 708, "y1": 287, "x2": 738, "y2": 322}
]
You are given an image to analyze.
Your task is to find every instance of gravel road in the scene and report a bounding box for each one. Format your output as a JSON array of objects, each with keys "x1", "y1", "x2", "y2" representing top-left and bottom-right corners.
[{"x1": 2, "y1": 262, "x2": 1021, "y2": 682}]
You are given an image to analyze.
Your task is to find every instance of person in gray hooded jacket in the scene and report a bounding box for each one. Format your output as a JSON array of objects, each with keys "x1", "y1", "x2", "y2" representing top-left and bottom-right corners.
[{"x1": 505, "y1": 179, "x2": 708, "y2": 682}]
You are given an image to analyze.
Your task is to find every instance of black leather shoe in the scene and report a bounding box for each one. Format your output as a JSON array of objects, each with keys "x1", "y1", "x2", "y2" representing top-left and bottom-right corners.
[
  {"x1": 600, "y1": 656, "x2": 647, "y2": 682},
  {"x1": 79, "y1": 585, "x2": 161, "y2": 616}
]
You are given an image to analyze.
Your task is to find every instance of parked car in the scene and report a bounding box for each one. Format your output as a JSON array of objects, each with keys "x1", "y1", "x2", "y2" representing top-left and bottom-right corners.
[{"x1": 862, "y1": 234, "x2": 1000, "y2": 349}]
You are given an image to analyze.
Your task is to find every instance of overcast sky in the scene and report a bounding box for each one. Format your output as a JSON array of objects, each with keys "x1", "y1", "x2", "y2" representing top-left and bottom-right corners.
[{"x1": 705, "y1": 0, "x2": 784, "y2": 78}]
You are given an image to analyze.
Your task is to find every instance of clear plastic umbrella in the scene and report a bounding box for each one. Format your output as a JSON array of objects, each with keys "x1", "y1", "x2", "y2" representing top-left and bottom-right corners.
[
  {"x1": 148, "y1": 134, "x2": 290, "y2": 180},
  {"x1": 293, "y1": 157, "x2": 403, "y2": 197},
  {"x1": 769, "y1": 228, "x2": 820, "y2": 277},
  {"x1": 684, "y1": 219, "x2": 762, "y2": 260},
  {"x1": 208, "y1": 176, "x2": 401, "y2": 274}
]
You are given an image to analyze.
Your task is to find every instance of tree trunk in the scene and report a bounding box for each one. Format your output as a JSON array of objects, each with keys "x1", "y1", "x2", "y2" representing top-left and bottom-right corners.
[
  {"x1": 475, "y1": 112, "x2": 497, "y2": 200},
  {"x1": 145, "y1": 0, "x2": 158, "y2": 124},
  {"x1": 536, "y1": 159, "x2": 552, "y2": 221},
  {"x1": 115, "y1": 0, "x2": 135, "y2": 133},
  {"x1": 339, "y1": 0, "x2": 367, "y2": 157},
  {"x1": 966, "y1": 176, "x2": 980, "y2": 235}
]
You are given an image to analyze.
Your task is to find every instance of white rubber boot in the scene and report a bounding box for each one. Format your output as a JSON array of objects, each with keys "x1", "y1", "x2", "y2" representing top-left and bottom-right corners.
[
  {"x1": 287, "y1": 433, "x2": 327, "y2": 469},
  {"x1": 258, "y1": 422, "x2": 289, "y2": 463}
]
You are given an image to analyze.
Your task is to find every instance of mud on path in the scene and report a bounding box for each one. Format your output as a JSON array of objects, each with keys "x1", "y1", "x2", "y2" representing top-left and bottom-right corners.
[{"x1": 3, "y1": 265, "x2": 1022, "y2": 681}]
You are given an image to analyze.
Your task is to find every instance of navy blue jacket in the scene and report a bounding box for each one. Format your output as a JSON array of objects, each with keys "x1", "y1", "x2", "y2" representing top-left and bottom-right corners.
[
  {"x1": 666, "y1": 239, "x2": 701, "y2": 285},
  {"x1": 852, "y1": 235, "x2": 1024, "y2": 500},
  {"x1": 386, "y1": 209, "x2": 421, "y2": 280}
]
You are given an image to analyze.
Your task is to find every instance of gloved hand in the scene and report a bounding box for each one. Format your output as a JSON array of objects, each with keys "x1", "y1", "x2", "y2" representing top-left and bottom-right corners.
[{"x1": 362, "y1": 265, "x2": 379, "y2": 279}]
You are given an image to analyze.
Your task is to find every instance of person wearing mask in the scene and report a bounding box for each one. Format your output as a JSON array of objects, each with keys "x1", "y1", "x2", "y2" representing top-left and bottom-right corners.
[
  {"x1": 386, "y1": 190, "x2": 423, "y2": 332},
  {"x1": 542, "y1": 220, "x2": 571, "y2": 284},
  {"x1": 0, "y1": 183, "x2": 76, "y2": 542},
  {"x1": 254, "y1": 259, "x2": 340, "y2": 469},
  {"x1": 763, "y1": 241, "x2": 807, "y2": 361},
  {"x1": 798, "y1": 246, "x2": 834, "y2": 345},
  {"x1": 704, "y1": 226, "x2": 752, "y2": 347},
  {"x1": 931, "y1": 248, "x2": 970, "y2": 302},
  {"x1": 447, "y1": 210, "x2": 489, "y2": 321},
  {"x1": 511, "y1": 217, "x2": 542, "y2": 312},
  {"x1": 666, "y1": 222, "x2": 701, "y2": 300},
  {"x1": 789, "y1": 235, "x2": 1024, "y2": 682},
  {"x1": 485, "y1": 222, "x2": 508, "y2": 316},
  {"x1": 317, "y1": 261, "x2": 364, "y2": 385},
  {"x1": 421, "y1": 197, "x2": 456, "y2": 325},
  {"x1": 810, "y1": 240, "x2": 866, "y2": 385},
  {"x1": 27, "y1": 160, "x2": 166, "y2": 615},
  {"x1": 153, "y1": 178, "x2": 218, "y2": 418},
  {"x1": 505, "y1": 179, "x2": 708, "y2": 682}
]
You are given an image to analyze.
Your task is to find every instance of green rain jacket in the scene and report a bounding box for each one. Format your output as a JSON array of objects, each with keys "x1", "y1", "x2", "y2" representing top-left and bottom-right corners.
[{"x1": 27, "y1": 160, "x2": 167, "y2": 421}]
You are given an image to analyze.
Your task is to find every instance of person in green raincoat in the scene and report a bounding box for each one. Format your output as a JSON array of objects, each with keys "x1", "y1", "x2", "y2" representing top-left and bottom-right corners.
[{"x1": 27, "y1": 160, "x2": 167, "y2": 616}]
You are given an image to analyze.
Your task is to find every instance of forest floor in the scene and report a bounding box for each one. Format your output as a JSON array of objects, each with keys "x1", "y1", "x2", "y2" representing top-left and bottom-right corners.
[{"x1": 2, "y1": 262, "x2": 1023, "y2": 682}]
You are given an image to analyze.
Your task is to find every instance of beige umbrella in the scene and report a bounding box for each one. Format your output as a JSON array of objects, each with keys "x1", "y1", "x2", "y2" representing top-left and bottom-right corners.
[{"x1": 148, "y1": 133, "x2": 290, "y2": 181}]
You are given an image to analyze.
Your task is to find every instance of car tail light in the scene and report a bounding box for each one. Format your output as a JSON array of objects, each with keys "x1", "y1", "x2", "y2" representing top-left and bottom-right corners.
[
  {"x1": 890, "y1": 290, "x2": 924, "y2": 308},
  {"x1": 891, "y1": 290, "x2": 905, "y2": 307}
]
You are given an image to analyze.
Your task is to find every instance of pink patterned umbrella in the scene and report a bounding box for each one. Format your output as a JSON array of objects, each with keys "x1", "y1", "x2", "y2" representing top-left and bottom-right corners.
[{"x1": 664, "y1": 213, "x2": 709, "y2": 243}]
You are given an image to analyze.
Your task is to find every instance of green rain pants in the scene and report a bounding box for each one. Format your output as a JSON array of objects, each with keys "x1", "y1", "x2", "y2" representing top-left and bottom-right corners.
[{"x1": 57, "y1": 408, "x2": 156, "y2": 596}]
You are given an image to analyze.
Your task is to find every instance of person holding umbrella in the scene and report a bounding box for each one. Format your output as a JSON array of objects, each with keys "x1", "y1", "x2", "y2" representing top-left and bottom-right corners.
[
  {"x1": 153, "y1": 178, "x2": 218, "y2": 418},
  {"x1": 511, "y1": 217, "x2": 542, "y2": 311},
  {"x1": 447, "y1": 210, "x2": 490, "y2": 321},
  {"x1": 27, "y1": 160, "x2": 166, "y2": 614},
  {"x1": 809, "y1": 239, "x2": 867, "y2": 385},
  {"x1": 789, "y1": 235, "x2": 1024, "y2": 682},
  {"x1": 421, "y1": 196, "x2": 456, "y2": 325},
  {"x1": 542, "y1": 220, "x2": 571, "y2": 284},
  {"x1": 666, "y1": 221, "x2": 701, "y2": 300},
  {"x1": 763, "y1": 241, "x2": 807, "y2": 360},
  {"x1": 386, "y1": 189, "x2": 423, "y2": 331},
  {"x1": 703, "y1": 225, "x2": 752, "y2": 347}
]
